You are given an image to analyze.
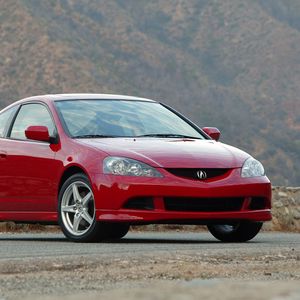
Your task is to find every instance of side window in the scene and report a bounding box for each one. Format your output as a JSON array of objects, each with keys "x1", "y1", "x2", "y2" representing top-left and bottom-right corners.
[
  {"x1": 0, "y1": 106, "x2": 17, "y2": 138},
  {"x1": 10, "y1": 104, "x2": 55, "y2": 140}
]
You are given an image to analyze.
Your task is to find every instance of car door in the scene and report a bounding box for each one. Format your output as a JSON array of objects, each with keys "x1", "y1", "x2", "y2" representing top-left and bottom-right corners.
[
  {"x1": 0, "y1": 106, "x2": 18, "y2": 207},
  {"x1": 1, "y1": 102, "x2": 61, "y2": 212}
]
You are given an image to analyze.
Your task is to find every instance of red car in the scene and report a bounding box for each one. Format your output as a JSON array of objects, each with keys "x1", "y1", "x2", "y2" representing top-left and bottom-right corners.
[{"x1": 0, "y1": 94, "x2": 271, "y2": 242}]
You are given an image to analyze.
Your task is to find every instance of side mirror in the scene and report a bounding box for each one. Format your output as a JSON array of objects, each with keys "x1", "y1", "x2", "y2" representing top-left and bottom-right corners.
[
  {"x1": 25, "y1": 126, "x2": 50, "y2": 142},
  {"x1": 202, "y1": 127, "x2": 221, "y2": 141}
]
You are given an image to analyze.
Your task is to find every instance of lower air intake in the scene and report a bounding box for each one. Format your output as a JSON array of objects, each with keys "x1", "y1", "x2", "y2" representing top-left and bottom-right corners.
[
  {"x1": 164, "y1": 197, "x2": 244, "y2": 212},
  {"x1": 123, "y1": 197, "x2": 154, "y2": 210}
]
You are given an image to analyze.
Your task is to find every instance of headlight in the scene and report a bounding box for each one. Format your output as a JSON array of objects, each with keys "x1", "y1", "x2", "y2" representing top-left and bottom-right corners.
[
  {"x1": 241, "y1": 157, "x2": 265, "y2": 178},
  {"x1": 103, "y1": 157, "x2": 163, "y2": 177}
]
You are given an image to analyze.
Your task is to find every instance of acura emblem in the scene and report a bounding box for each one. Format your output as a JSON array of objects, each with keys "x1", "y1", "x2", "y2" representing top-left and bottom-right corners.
[{"x1": 196, "y1": 170, "x2": 207, "y2": 180}]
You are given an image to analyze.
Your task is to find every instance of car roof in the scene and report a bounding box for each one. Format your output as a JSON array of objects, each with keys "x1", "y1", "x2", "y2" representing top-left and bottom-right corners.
[
  {"x1": 0, "y1": 94, "x2": 157, "y2": 114},
  {"x1": 20, "y1": 93, "x2": 156, "y2": 103}
]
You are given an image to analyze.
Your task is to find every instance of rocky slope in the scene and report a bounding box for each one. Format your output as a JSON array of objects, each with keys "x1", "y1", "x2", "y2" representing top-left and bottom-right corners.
[{"x1": 266, "y1": 186, "x2": 300, "y2": 232}]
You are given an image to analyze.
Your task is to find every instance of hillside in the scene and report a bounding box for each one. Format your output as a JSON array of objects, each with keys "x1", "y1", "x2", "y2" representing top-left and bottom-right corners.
[{"x1": 0, "y1": 0, "x2": 299, "y2": 185}]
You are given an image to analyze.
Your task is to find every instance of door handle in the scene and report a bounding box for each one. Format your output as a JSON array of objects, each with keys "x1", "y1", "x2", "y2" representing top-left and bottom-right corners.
[{"x1": 0, "y1": 150, "x2": 7, "y2": 159}]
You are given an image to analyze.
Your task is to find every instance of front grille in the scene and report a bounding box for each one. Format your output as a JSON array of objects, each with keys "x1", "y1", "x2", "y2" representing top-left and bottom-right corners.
[
  {"x1": 164, "y1": 197, "x2": 244, "y2": 212},
  {"x1": 123, "y1": 197, "x2": 154, "y2": 210},
  {"x1": 166, "y1": 168, "x2": 230, "y2": 180}
]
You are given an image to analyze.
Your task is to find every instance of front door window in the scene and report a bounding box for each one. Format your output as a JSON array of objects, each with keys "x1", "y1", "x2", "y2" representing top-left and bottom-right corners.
[{"x1": 10, "y1": 103, "x2": 55, "y2": 140}]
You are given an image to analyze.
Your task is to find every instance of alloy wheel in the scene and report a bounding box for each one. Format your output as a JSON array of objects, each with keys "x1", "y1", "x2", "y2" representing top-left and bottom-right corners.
[{"x1": 61, "y1": 181, "x2": 95, "y2": 236}]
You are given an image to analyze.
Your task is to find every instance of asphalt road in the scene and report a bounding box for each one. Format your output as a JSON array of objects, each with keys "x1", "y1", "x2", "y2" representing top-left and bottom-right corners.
[
  {"x1": 0, "y1": 231, "x2": 299, "y2": 261},
  {"x1": 0, "y1": 231, "x2": 299, "y2": 300}
]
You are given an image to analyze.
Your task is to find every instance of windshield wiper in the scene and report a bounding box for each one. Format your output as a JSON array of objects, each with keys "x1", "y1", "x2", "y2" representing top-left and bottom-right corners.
[
  {"x1": 135, "y1": 134, "x2": 202, "y2": 139},
  {"x1": 73, "y1": 133, "x2": 202, "y2": 139},
  {"x1": 73, "y1": 134, "x2": 120, "y2": 139}
]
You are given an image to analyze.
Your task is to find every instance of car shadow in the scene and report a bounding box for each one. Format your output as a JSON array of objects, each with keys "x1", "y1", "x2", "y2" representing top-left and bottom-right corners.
[
  {"x1": 104, "y1": 237, "x2": 221, "y2": 244},
  {"x1": 0, "y1": 234, "x2": 261, "y2": 244},
  {"x1": 0, "y1": 236, "x2": 66, "y2": 242}
]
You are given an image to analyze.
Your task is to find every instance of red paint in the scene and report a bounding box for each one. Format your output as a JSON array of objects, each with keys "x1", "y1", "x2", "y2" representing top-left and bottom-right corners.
[
  {"x1": 97, "y1": 210, "x2": 271, "y2": 222},
  {"x1": 25, "y1": 126, "x2": 50, "y2": 142},
  {"x1": 202, "y1": 127, "x2": 221, "y2": 141},
  {"x1": 0, "y1": 94, "x2": 272, "y2": 225},
  {"x1": 79, "y1": 138, "x2": 248, "y2": 168}
]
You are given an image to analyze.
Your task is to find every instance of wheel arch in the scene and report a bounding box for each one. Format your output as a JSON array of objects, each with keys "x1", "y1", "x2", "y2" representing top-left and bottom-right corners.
[{"x1": 58, "y1": 165, "x2": 88, "y2": 194}]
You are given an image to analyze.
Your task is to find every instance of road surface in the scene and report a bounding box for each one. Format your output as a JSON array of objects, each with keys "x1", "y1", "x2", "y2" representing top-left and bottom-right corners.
[
  {"x1": 0, "y1": 231, "x2": 299, "y2": 300},
  {"x1": 0, "y1": 231, "x2": 299, "y2": 259}
]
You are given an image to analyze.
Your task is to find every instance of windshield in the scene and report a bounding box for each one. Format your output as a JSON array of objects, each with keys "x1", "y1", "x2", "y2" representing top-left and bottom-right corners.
[{"x1": 55, "y1": 100, "x2": 205, "y2": 139}]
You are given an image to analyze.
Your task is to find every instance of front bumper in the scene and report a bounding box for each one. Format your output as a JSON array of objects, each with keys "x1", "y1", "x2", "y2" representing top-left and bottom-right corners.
[{"x1": 90, "y1": 168, "x2": 272, "y2": 224}]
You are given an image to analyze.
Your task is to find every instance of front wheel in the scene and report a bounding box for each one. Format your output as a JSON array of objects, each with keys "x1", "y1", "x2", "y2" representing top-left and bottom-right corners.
[
  {"x1": 58, "y1": 173, "x2": 107, "y2": 242},
  {"x1": 207, "y1": 221, "x2": 263, "y2": 242}
]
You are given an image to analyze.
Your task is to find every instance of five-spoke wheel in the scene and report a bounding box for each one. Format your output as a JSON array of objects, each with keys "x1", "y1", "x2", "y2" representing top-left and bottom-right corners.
[
  {"x1": 58, "y1": 174, "x2": 103, "y2": 242},
  {"x1": 60, "y1": 179, "x2": 95, "y2": 236},
  {"x1": 58, "y1": 173, "x2": 130, "y2": 242}
]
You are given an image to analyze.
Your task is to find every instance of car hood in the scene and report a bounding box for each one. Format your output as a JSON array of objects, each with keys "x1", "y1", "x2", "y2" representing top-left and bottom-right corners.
[{"x1": 78, "y1": 138, "x2": 250, "y2": 168}]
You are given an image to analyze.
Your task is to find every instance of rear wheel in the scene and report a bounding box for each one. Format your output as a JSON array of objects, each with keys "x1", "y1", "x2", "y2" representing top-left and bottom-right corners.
[
  {"x1": 58, "y1": 173, "x2": 107, "y2": 242},
  {"x1": 207, "y1": 221, "x2": 263, "y2": 242}
]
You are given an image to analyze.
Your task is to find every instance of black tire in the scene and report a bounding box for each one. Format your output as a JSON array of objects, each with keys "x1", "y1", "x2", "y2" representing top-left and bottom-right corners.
[
  {"x1": 105, "y1": 223, "x2": 130, "y2": 240},
  {"x1": 207, "y1": 221, "x2": 263, "y2": 242},
  {"x1": 58, "y1": 173, "x2": 108, "y2": 242}
]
